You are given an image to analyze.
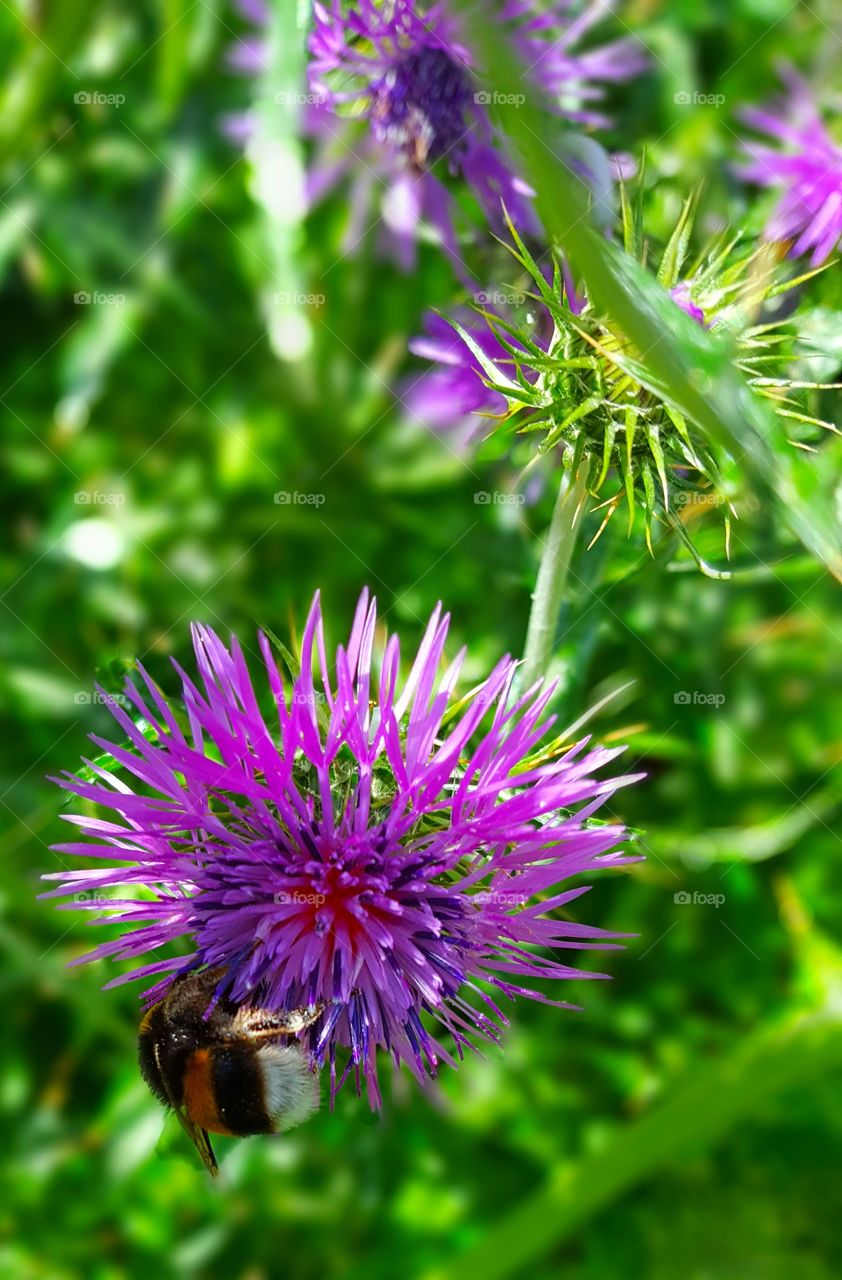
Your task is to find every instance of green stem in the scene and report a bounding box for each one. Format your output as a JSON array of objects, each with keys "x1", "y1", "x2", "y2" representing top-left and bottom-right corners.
[
  {"x1": 519, "y1": 466, "x2": 589, "y2": 693},
  {"x1": 421, "y1": 1002, "x2": 842, "y2": 1280}
]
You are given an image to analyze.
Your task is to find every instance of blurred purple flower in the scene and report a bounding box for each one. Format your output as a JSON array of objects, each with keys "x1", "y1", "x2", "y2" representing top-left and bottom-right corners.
[
  {"x1": 308, "y1": 0, "x2": 536, "y2": 271},
  {"x1": 738, "y1": 68, "x2": 842, "y2": 265},
  {"x1": 228, "y1": 1, "x2": 645, "y2": 271},
  {"x1": 405, "y1": 312, "x2": 518, "y2": 444},
  {"x1": 44, "y1": 591, "x2": 640, "y2": 1105},
  {"x1": 670, "y1": 281, "x2": 706, "y2": 325}
]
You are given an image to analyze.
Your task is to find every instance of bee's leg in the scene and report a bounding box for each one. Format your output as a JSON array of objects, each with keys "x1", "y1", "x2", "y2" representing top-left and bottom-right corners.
[{"x1": 232, "y1": 1003, "x2": 325, "y2": 1040}]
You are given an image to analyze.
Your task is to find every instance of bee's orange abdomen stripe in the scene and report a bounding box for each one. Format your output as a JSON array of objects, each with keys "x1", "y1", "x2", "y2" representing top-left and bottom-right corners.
[{"x1": 182, "y1": 1049, "x2": 232, "y2": 1135}]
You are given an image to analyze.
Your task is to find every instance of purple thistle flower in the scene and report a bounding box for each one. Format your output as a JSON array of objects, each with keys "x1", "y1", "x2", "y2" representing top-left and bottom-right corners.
[
  {"x1": 499, "y1": 0, "x2": 648, "y2": 128},
  {"x1": 228, "y1": 1, "x2": 645, "y2": 272},
  {"x1": 308, "y1": 0, "x2": 538, "y2": 273},
  {"x1": 738, "y1": 67, "x2": 842, "y2": 266},
  {"x1": 44, "y1": 591, "x2": 640, "y2": 1106}
]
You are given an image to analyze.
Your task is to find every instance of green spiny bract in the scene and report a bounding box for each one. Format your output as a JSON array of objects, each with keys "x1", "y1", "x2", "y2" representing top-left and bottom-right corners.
[{"x1": 452, "y1": 190, "x2": 837, "y2": 567}]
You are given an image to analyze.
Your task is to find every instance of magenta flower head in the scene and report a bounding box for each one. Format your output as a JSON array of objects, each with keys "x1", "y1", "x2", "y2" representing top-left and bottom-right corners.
[
  {"x1": 738, "y1": 67, "x2": 842, "y2": 265},
  {"x1": 44, "y1": 591, "x2": 640, "y2": 1107}
]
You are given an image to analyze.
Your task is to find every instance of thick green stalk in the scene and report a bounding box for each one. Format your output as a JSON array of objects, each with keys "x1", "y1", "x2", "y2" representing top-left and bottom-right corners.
[{"x1": 519, "y1": 466, "x2": 589, "y2": 693}]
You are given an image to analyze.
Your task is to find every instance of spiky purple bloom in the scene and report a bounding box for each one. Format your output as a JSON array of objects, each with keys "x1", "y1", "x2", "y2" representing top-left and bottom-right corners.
[
  {"x1": 228, "y1": 1, "x2": 645, "y2": 271},
  {"x1": 44, "y1": 591, "x2": 640, "y2": 1105},
  {"x1": 308, "y1": 0, "x2": 535, "y2": 267},
  {"x1": 738, "y1": 68, "x2": 842, "y2": 265}
]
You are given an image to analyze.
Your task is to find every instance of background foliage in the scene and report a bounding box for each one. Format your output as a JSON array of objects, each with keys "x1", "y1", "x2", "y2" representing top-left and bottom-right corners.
[{"x1": 1, "y1": 1, "x2": 841, "y2": 1277}]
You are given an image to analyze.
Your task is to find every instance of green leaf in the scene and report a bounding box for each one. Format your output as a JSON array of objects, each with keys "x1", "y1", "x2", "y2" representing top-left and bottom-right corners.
[
  {"x1": 261, "y1": 622, "x2": 301, "y2": 681},
  {"x1": 449, "y1": 319, "x2": 524, "y2": 398},
  {"x1": 656, "y1": 188, "x2": 698, "y2": 288}
]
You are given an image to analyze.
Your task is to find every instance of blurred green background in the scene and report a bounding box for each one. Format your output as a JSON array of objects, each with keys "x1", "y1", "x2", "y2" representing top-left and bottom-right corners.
[{"x1": 2, "y1": 1, "x2": 841, "y2": 1277}]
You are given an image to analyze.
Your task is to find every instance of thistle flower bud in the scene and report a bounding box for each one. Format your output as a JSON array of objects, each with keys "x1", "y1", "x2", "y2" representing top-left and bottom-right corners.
[{"x1": 413, "y1": 196, "x2": 838, "y2": 557}]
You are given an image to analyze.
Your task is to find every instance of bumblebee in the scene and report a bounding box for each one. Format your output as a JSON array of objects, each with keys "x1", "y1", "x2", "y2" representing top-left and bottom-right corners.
[{"x1": 138, "y1": 966, "x2": 323, "y2": 1175}]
